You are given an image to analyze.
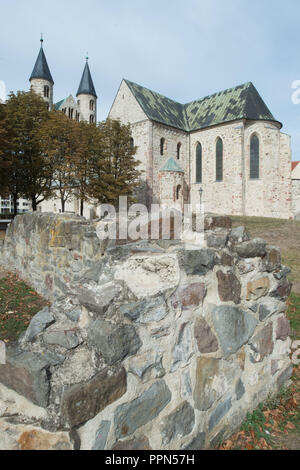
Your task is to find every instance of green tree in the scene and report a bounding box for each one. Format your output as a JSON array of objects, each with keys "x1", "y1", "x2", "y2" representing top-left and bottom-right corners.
[
  {"x1": 39, "y1": 110, "x2": 81, "y2": 212},
  {"x1": 1, "y1": 90, "x2": 52, "y2": 213},
  {"x1": 87, "y1": 118, "x2": 141, "y2": 206}
]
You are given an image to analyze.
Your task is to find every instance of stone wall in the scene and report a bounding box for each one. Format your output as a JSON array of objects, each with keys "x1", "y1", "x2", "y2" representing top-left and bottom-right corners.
[{"x1": 0, "y1": 213, "x2": 293, "y2": 450}]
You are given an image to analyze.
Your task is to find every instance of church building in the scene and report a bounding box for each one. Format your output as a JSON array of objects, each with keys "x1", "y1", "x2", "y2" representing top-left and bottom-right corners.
[
  {"x1": 109, "y1": 80, "x2": 293, "y2": 219},
  {"x1": 14, "y1": 39, "x2": 297, "y2": 220}
]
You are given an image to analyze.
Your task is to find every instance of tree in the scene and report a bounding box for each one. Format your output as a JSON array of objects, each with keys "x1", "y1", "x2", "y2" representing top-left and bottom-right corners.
[
  {"x1": 1, "y1": 90, "x2": 52, "y2": 213},
  {"x1": 76, "y1": 121, "x2": 101, "y2": 216},
  {"x1": 87, "y1": 118, "x2": 141, "y2": 206},
  {"x1": 0, "y1": 103, "x2": 9, "y2": 195},
  {"x1": 39, "y1": 110, "x2": 81, "y2": 212}
]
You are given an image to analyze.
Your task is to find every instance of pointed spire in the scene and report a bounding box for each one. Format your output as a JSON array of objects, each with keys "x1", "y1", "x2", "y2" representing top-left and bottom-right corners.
[
  {"x1": 76, "y1": 58, "x2": 97, "y2": 98},
  {"x1": 29, "y1": 36, "x2": 54, "y2": 84}
]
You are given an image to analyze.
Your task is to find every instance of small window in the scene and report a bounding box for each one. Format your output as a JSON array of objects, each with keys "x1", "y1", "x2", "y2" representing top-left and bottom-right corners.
[
  {"x1": 68, "y1": 108, "x2": 74, "y2": 119},
  {"x1": 160, "y1": 138, "x2": 165, "y2": 156},
  {"x1": 177, "y1": 143, "x2": 181, "y2": 160},
  {"x1": 44, "y1": 85, "x2": 49, "y2": 98},
  {"x1": 90, "y1": 100, "x2": 94, "y2": 111},
  {"x1": 176, "y1": 185, "x2": 181, "y2": 200},
  {"x1": 89, "y1": 115, "x2": 94, "y2": 124},
  {"x1": 250, "y1": 135, "x2": 260, "y2": 179},
  {"x1": 196, "y1": 143, "x2": 202, "y2": 183},
  {"x1": 216, "y1": 138, "x2": 223, "y2": 182},
  {"x1": 130, "y1": 138, "x2": 134, "y2": 148}
]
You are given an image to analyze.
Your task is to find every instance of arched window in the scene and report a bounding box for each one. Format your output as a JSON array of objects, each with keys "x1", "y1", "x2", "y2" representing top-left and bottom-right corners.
[
  {"x1": 89, "y1": 115, "x2": 94, "y2": 124},
  {"x1": 68, "y1": 108, "x2": 74, "y2": 120},
  {"x1": 160, "y1": 138, "x2": 165, "y2": 156},
  {"x1": 90, "y1": 100, "x2": 94, "y2": 111},
  {"x1": 130, "y1": 138, "x2": 134, "y2": 149},
  {"x1": 216, "y1": 138, "x2": 223, "y2": 182},
  {"x1": 44, "y1": 85, "x2": 49, "y2": 98},
  {"x1": 177, "y1": 143, "x2": 181, "y2": 160},
  {"x1": 176, "y1": 185, "x2": 181, "y2": 200},
  {"x1": 250, "y1": 135, "x2": 260, "y2": 179},
  {"x1": 196, "y1": 143, "x2": 202, "y2": 183}
]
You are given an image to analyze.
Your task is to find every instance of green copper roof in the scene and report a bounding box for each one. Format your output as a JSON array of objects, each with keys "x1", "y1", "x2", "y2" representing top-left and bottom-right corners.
[
  {"x1": 124, "y1": 80, "x2": 279, "y2": 132},
  {"x1": 54, "y1": 98, "x2": 66, "y2": 110},
  {"x1": 160, "y1": 157, "x2": 184, "y2": 173}
]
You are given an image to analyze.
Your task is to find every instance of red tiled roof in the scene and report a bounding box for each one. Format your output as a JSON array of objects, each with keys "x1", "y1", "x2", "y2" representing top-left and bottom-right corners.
[{"x1": 292, "y1": 161, "x2": 300, "y2": 171}]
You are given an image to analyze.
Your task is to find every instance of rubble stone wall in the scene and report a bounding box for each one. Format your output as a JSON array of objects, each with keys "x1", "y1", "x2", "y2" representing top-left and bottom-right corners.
[{"x1": 0, "y1": 213, "x2": 293, "y2": 450}]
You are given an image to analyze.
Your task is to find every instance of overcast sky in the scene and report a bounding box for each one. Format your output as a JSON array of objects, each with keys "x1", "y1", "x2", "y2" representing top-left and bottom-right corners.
[{"x1": 1, "y1": 0, "x2": 300, "y2": 160}]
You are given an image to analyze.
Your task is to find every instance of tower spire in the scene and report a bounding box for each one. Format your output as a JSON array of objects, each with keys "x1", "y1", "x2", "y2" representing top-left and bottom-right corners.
[{"x1": 40, "y1": 33, "x2": 44, "y2": 47}]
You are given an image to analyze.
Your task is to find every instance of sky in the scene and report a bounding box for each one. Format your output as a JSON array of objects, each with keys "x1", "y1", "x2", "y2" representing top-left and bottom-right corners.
[{"x1": 1, "y1": 0, "x2": 300, "y2": 160}]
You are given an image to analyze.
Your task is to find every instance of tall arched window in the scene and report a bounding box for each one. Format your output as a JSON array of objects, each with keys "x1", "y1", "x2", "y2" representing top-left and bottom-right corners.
[
  {"x1": 250, "y1": 135, "x2": 260, "y2": 179},
  {"x1": 44, "y1": 85, "x2": 49, "y2": 98},
  {"x1": 160, "y1": 138, "x2": 165, "y2": 156},
  {"x1": 196, "y1": 143, "x2": 202, "y2": 183},
  {"x1": 216, "y1": 138, "x2": 223, "y2": 182},
  {"x1": 90, "y1": 100, "x2": 94, "y2": 111},
  {"x1": 130, "y1": 138, "x2": 134, "y2": 148},
  {"x1": 176, "y1": 185, "x2": 181, "y2": 200},
  {"x1": 89, "y1": 115, "x2": 94, "y2": 124},
  {"x1": 177, "y1": 143, "x2": 181, "y2": 160}
]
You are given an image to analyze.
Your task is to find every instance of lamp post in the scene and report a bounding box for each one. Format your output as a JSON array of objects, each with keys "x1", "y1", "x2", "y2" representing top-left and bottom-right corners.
[{"x1": 199, "y1": 187, "x2": 203, "y2": 213}]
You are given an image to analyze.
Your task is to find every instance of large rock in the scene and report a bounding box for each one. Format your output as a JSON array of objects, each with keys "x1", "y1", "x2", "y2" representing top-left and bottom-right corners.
[
  {"x1": 23, "y1": 307, "x2": 54, "y2": 343},
  {"x1": 208, "y1": 396, "x2": 232, "y2": 432},
  {"x1": 228, "y1": 226, "x2": 250, "y2": 244},
  {"x1": 249, "y1": 323, "x2": 274, "y2": 363},
  {"x1": 127, "y1": 350, "x2": 165, "y2": 381},
  {"x1": 112, "y1": 436, "x2": 152, "y2": 450},
  {"x1": 204, "y1": 215, "x2": 232, "y2": 231},
  {"x1": 256, "y1": 298, "x2": 286, "y2": 322},
  {"x1": 115, "y1": 254, "x2": 180, "y2": 299},
  {"x1": 87, "y1": 318, "x2": 142, "y2": 365},
  {"x1": 160, "y1": 401, "x2": 195, "y2": 445},
  {"x1": 277, "y1": 365, "x2": 293, "y2": 388},
  {"x1": 178, "y1": 249, "x2": 216, "y2": 276},
  {"x1": 114, "y1": 381, "x2": 171, "y2": 439},
  {"x1": 246, "y1": 277, "x2": 270, "y2": 300},
  {"x1": 0, "y1": 420, "x2": 73, "y2": 450},
  {"x1": 216, "y1": 271, "x2": 241, "y2": 304},
  {"x1": 212, "y1": 305, "x2": 257, "y2": 357},
  {"x1": 61, "y1": 366, "x2": 127, "y2": 428},
  {"x1": 92, "y1": 421, "x2": 111, "y2": 450},
  {"x1": 206, "y1": 232, "x2": 228, "y2": 249},
  {"x1": 171, "y1": 322, "x2": 193, "y2": 372},
  {"x1": 194, "y1": 318, "x2": 218, "y2": 354},
  {"x1": 171, "y1": 283, "x2": 207, "y2": 310},
  {"x1": 276, "y1": 317, "x2": 291, "y2": 341},
  {"x1": 264, "y1": 246, "x2": 281, "y2": 272},
  {"x1": 78, "y1": 282, "x2": 121, "y2": 314},
  {"x1": 234, "y1": 238, "x2": 267, "y2": 258},
  {"x1": 193, "y1": 358, "x2": 220, "y2": 411},
  {"x1": 120, "y1": 297, "x2": 168, "y2": 323},
  {"x1": 184, "y1": 432, "x2": 206, "y2": 450},
  {"x1": 271, "y1": 280, "x2": 292, "y2": 300},
  {"x1": 43, "y1": 329, "x2": 82, "y2": 350},
  {"x1": 0, "y1": 346, "x2": 65, "y2": 407}
]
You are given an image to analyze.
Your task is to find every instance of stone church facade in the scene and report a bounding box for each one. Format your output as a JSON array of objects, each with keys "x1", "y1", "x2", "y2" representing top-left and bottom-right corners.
[{"x1": 109, "y1": 80, "x2": 293, "y2": 219}]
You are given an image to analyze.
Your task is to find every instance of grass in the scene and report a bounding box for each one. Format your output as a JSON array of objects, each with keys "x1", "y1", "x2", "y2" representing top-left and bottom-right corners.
[{"x1": 0, "y1": 273, "x2": 49, "y2": 342}]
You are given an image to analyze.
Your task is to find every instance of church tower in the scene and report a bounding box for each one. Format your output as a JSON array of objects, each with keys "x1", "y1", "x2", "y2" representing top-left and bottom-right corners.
[
  {"x1": 29, "y1": 35, "x2": 54, "y2": 109},
  {"x1": 76, "y1": 57, "x2": 97, "y2": 123}
]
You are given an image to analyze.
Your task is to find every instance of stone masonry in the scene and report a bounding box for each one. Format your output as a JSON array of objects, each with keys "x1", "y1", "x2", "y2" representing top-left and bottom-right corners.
[{"x1": 0, "y1": 213, "x2": 293, "y2": 450}]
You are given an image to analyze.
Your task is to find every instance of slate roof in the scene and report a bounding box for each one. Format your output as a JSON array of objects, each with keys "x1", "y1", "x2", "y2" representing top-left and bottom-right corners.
[
  {"x1": 77, "y1": 62, "x2": 97, "y2": 98},
  {"x1": 160, "y1": 157, "x2": 184, "y2": 173},
  {"x1": 30, "y1": 46, "x2": 54, "y2": 84},
  {"x1": 124, "y1": 80, "x2": 279, "y2": 132}
]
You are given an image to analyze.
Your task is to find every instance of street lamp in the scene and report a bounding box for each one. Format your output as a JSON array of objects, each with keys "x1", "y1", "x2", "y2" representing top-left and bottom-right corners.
[{"x1": 199, "y1": 187, "x2": 203, "y2": 212}]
